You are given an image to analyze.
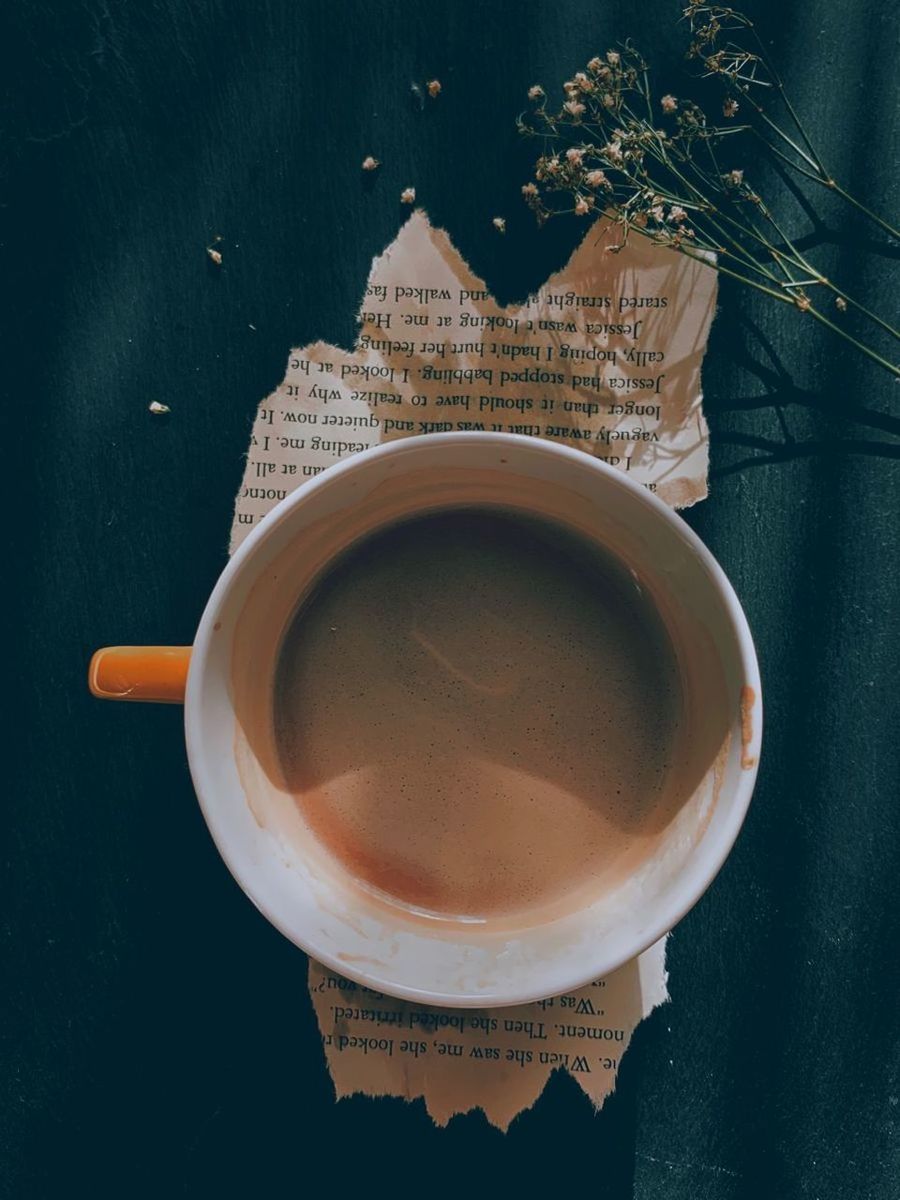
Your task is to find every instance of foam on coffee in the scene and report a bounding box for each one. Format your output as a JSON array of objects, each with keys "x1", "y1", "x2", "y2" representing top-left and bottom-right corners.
[{"x1": 271, "y1": 508, "x2": 685, "y2": 922}]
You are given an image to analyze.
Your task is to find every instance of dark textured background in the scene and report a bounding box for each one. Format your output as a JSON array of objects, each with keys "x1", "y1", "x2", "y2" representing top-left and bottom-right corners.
[{"x1": 2, "y1": 1, "x2": 899, "y2": 1196}]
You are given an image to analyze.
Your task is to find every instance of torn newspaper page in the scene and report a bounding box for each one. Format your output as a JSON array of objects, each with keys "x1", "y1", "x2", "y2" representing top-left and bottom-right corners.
[
  {"x1": 231, "y1": 210, "x2": 716, "y2": 552},
  {"x1": 309, "y1": 938, "x2": 668, "y2": 1130}
]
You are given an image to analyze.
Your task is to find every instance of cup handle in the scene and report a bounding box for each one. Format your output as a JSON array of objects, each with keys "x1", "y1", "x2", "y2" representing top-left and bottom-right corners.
[{"x1": 88, "y1": 646, "x2": 192, "y2": 704}]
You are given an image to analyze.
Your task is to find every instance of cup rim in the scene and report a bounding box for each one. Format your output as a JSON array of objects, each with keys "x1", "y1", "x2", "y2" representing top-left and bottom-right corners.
[{"x1": 185, "y1": 431, "x2": 762, "y2": 1004}]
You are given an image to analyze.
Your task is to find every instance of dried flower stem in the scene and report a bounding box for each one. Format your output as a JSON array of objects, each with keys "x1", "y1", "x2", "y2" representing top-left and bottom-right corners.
[
  {"x1": 828, "y1": 183, "x2": 899, "y2": 243},
  {"x1": 674, "y1": 246, "x2": 898, "y2": 376}
]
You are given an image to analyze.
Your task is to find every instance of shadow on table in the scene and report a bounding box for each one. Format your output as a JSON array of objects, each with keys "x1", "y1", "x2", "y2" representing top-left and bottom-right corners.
[{"x1": 705, "y1": 314, "x2": 900, "y2": 480}]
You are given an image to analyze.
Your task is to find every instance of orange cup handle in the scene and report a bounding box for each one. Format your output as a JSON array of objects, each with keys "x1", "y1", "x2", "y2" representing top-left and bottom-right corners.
[{"x1": 88, "y1": 646, "x2": 192, "y2": 704}]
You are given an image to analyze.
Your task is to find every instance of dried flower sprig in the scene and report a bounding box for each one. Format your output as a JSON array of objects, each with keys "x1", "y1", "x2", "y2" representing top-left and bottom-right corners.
[
  {"x1": 684, "y1": 3, "x2": 899, "y2": 242},
  {"x1": 519, "y1": 20, "x2": 899, "y2": 378}
]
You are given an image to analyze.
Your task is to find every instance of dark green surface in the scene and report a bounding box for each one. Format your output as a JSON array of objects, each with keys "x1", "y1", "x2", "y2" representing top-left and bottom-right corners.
[{"x1": 3, "y1": 1, "x2": 899, "y2": 1196}]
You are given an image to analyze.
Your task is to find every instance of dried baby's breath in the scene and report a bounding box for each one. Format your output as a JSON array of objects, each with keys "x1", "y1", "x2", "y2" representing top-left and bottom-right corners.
[
  {"x1": 400, "y1": 187, "x2": 416, "y2": 204},
  {"x1": 517, "y1": 9, "x2": 900, "y2": 376},
  {"x1": 361, "y1": 155, "x2": 380, "y2": 171}
]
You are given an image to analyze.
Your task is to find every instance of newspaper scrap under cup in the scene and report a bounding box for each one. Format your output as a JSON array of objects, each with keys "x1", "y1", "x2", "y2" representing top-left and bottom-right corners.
[
  {"x1": 308, "y1": 940, "x2": 668, "y2": 1129},
  {"x1": 229, "y1": 211, "x2": 716, "y2": 1128}
]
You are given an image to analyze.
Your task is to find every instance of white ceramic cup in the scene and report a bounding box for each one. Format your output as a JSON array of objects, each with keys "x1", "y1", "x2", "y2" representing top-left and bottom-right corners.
[{"x1": 90, "y1": 432, "x2": 761, "y2": 1006}]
